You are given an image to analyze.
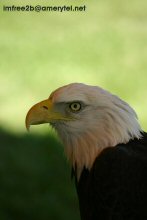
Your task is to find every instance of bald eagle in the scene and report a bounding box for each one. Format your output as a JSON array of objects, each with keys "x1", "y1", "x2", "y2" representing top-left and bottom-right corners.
[{"x1": 26, "y1": 83, "x2": 147, "y2": 220}]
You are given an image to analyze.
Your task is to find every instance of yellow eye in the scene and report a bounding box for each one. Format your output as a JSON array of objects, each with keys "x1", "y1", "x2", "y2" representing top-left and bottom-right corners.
[{"x1": 69, "y1": 102, "x2": 81, "y2": 112}]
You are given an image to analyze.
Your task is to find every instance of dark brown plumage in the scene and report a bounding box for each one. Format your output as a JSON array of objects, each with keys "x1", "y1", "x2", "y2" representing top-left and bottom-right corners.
[{"x1": 75, "y1": 132, "x2": 147, "y2": 220}]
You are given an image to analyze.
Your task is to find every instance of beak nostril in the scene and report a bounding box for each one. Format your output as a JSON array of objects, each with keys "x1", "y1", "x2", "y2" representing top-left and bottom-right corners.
[{"x1": 43, "y1": 106, "x2": 48, "y2": 110}]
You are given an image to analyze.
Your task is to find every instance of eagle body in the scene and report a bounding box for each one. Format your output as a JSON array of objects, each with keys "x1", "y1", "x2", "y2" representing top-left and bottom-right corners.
[
  {"x1": 75, "y1": 132, "x2": 147, "y2": 220},
  {"x1": 26, "y1": 83, "x2": 147, "y2": 220}
]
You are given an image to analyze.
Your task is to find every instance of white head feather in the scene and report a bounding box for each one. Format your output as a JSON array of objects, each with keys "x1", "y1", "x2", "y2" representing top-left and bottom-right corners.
[{"x1": 50, "y1": 83, "x2": 142, "y2": 178}]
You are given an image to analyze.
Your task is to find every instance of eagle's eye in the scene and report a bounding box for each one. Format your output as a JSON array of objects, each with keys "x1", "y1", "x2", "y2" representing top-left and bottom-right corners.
[{"x1": 69, "y1": 102, "x2": 81, "y2": 112}]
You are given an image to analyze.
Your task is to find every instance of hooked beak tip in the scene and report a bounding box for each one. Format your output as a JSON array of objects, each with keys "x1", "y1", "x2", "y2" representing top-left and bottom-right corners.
[
  {"x1": 25, "y1": 119, "x2": 30, "y2": 132},
  {"x1": 26, "y1": 125, "x2": 30, "y2": 132}
]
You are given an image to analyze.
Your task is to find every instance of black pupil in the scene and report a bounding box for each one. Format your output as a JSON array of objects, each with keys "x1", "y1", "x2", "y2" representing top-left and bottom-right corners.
[{"x1": 74, "y1": 104, "x2": 78, "y2": 108}]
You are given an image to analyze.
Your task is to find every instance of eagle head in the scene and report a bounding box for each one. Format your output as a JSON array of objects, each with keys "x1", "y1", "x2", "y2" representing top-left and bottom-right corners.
[{"x1": 26, "y1": 83, "x2": 142, "y2": 178}]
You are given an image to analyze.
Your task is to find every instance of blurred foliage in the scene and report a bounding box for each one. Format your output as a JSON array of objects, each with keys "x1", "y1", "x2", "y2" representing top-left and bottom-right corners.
[
  {"x1": 0, "y1": 128, "x2": 80, "y2": 220},
  {"x1": 0, "y1": 0, "x2": 147, "y2": 131},
  {"x1": 0, "y1": 0, "x2": 147, "y2": 219}
]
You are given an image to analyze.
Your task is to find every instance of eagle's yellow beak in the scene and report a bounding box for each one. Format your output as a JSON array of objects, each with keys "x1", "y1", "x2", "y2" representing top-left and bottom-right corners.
[{"x1": 25, "y1": 99, "x2": 68, "y2": 131}]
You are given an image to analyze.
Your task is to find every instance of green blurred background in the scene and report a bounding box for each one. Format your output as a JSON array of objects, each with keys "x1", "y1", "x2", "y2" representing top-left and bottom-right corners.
[{"x1": 0, "y1": 0, "x2": 147, "y2": 219}]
